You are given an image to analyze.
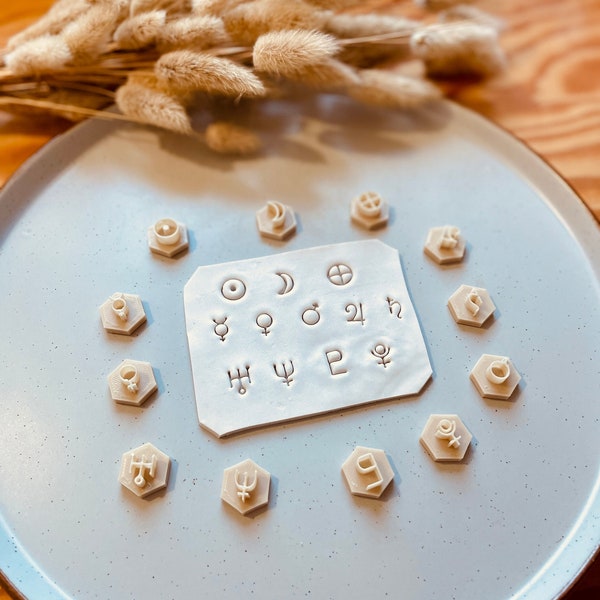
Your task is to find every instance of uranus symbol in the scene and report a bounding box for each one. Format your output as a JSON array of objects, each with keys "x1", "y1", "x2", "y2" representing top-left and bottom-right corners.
[
  {"x1": 302, "y1": 303, "x2": 321, "y2": 326},
  {"x1": 276, "y1": 271, "x2": 294, "y2": 295},
  {"x1": 213, "y1": 316, "x2": 229, "y2": 341}
]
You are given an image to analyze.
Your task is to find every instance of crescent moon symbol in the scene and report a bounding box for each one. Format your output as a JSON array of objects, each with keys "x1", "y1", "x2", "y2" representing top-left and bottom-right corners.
[{"x1": 276, "y1": 271, "x2": 295, "y2": 295}]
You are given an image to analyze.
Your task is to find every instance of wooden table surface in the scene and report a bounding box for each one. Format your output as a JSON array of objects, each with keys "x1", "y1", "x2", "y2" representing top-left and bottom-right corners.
[{"x1": 0, "y1": 1, "x2": 598, "y2": 598}]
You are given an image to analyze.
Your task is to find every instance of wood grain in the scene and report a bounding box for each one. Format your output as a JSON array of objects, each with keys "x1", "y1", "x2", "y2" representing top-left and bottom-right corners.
[{"x1": 0, "y1": 1, "x2": 598, "y2": 598}]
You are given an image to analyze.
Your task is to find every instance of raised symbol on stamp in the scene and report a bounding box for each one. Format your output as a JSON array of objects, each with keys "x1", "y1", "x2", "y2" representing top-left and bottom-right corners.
[{"x1": 235, "y1": 468, "x2": 258, "y2": 503}]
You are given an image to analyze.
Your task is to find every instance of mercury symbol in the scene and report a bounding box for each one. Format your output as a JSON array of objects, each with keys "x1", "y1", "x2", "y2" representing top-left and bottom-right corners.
[
  {"x1": 212, "y1": 316, "x2": 229, "y2": 341},
  {"x1": 276, "y1": 271, "x2": 295, "y2": 295}
]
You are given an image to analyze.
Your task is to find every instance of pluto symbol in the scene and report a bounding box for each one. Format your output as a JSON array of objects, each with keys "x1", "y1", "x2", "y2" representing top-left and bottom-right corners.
[{"x1": 276, "y1": 271, "x2": 295, "y2": 295}]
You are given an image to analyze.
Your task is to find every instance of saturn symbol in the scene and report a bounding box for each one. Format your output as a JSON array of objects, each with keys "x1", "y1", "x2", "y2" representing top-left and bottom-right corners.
[{"x1": 276, "y1": 272, "x2": 295, "y2": 295}]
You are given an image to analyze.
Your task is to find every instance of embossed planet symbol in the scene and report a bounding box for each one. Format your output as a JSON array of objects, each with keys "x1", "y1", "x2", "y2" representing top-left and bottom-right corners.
[
  {"x1": 276, "y1": 271, "x2": 294, "y2": 295},
  {"x1": 327, "y1": 263, "x2": 353, "y2": 286},
  {"x1": 301, "y1": 303, "x2": 321, "y2": 326},
  {"x1": 221, "y1": 277, "x2": 246, "y2": 301}
]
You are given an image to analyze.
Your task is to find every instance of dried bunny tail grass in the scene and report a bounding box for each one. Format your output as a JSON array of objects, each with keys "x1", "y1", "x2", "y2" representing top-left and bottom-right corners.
[
  {"x1": 410, "y1": 23, "x2": 505, "y2": 77},
  {"x1": 414, "y1": 0, "x2": 470, "y2": 9},
  {"x1": 191, "y1": 0, "x2": 245, "y2": 16},
  {"x1": 115, "y1": 79, "x2": 193, "y2": 133},
  {"x1": 286, "y1": 57, "x2": 359, "y2": 89},
  {"x1": 157, "y1": 15, "x2": 230, "y2": 51},
  {"x1": 113, "y1": 10, "x2": 167, "y2": 50},
  {"x1": 130, "y1": 0, "x2": 194, "y2": 16},
  {"x1": 155, "y1": 50, "x2": 266, "y2": 96},
  {"x1": 305, "y1": 0, "x2": 362, "y2": 7},
  {"x1": 253, "y1": 30, "x2": 340, "y2": 78},
  {"x1": 6, "y1": 0, "x2": 89, "y2": 52},
  {"x1": 4, "y1": 35, "x2": 73, "y2": 76},
  {"x1": 346, "y1": 69, "x2": 441, "y2": 109},
  {"x1": 205, "y1": 121, "x2": 262, "y2": 154},
  {"x1": 36, "y1": 88, "x2": 113, "y2": 121},
  {"x1": 222, "y1": 0, "x2": 329, "y2": 46},
  {"x1": 438, "y1": 6, "x2": 506, "y2": 32},
  {"x1": 62, "y1": 3, "x2": 126, "y2": 64},
  {"x1": 325, "y1": 14, "x2": 418, "y2": 39},
  {"x1": 325, "y1": 14, "x2": 416, "y2": 67}
]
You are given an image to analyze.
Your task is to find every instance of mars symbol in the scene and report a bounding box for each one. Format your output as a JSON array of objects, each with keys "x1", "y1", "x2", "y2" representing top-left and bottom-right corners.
[{"x1": 184, "y1": 240, "x2": 432, "y2": 437}]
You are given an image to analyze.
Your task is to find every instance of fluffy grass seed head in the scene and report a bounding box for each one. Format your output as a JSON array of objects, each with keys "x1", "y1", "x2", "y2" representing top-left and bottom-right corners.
[
  {"x1": 113, "y1": 10, "x2": 167, "y2": 50},
  {"x1": 115, "y1": 78, "x2": 193, "y2": 134},
  {"x1": 4, "y1": 35, "x2": 73, "y2": 76},
  {"x1": 6, "y1": 0, "x2": 89, "y2": 52},
  {"x1": 253, "y1": 29, "x2": 357, "y2": 89},
  {"x1": 410, "y1": 22, "x2": 505, "y2": 77},
  {"x1": 61, "y1": 3, "x2": 126, "y2": 63},
  {"x1": 157, "y1": 15, "x2": 230, "y2": 51},
  {"x1": 222, "y1": 0, "x2": 329, "y2": 46},
  {"x1": 253, "y1": 30, "x2": 340, "y2": 77},
  {"x1": 155, "y1": 50, "x2": 266, "y2": 97},
  {"x1": 347, "y1": 69, "x2": 441, "y2": 109}
]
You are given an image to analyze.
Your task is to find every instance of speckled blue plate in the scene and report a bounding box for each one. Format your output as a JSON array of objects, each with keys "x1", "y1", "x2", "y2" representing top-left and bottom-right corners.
[{"x1": 0, "y1": 97, "x2": 598, "y2": 599}]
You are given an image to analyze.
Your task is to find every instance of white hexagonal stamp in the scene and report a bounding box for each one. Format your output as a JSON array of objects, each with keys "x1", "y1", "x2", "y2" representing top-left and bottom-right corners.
[
  {"x1": 221, "y1": 458, "x2": 271, "y2": 515},
  {"x1": 424, "y1": 225, "x2": 466, "y2": 264},
  {"x1": 420, "y1": 414, "x2": 472, "y2": 462},
  {"x1": 470, "y1": 354, "x2": 521, "y2": 399},
  {"x1": 99, "y1": 292, "x2": 146, "y2": 335},
  {"x1": 147, "y1": 218, "x2": 189, "y2": 258},
  {"x1": 256, "y1": 201, "x2": 296, "y2": 241},
  {"x1": 119, "y1": 442, "x2": 171, "y2": 498},
  {"x1": 341, "y1": 446, "x2": 394, "y2": 498},
  {"x1": 448, "y1": 284, "x2": 496, "y2": 327},
  {"x1": 108, "y1": 359, "x2": 158, "y2": 406},
  {"x1": 350, "y1": 191, "x2": 389, "y2": 231}
]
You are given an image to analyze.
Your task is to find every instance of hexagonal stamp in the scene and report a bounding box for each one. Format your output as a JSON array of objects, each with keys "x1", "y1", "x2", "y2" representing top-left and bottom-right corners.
[
  {"x1": 350, "y1": 191, "x2": 389, "y2": 231},
  {"x1": 99, "y1": 292, "x2": 146, "y2": 335},
  {"x1": 221, "y1": 458, "x2": 270, "y2": 515},
  {"x1": 470, "y1": 354, "x2": 521, "y2": 400},
  {"x1": 256, "y1": 201, "x2": 296, "y2": 241},
  {"x1": 420, "y1": 414, "x2": 472, "y2": 462},
  {"x1": 147, "y1": 218, "x2": 189, "y2": 258},
  {"x1": 119, "y1": 442, "x2": 171, "y2": 498},
  {"x1": 108, "y1": 359, "x2": 157, "y2": 406},
  {"x1": 448, "y1": 284, "x2": 496, "y2": 327},
  {"x1": 424, "y1": 225, "x2": 465, "y2": 264},
  {"x1": 341, "y1": 446, "x2": 394, "y2": 499}
]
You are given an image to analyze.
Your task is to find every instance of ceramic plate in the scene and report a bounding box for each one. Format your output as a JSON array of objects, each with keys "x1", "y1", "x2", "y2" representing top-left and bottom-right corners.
[{"x1": 0, "y1": 97, "x2": 598, "y2": 599}]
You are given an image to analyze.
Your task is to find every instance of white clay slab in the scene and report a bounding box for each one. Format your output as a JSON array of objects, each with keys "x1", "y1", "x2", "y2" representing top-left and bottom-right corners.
[{"x1": 184, "y1": 239, "x2": 432, "y2": 436}]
